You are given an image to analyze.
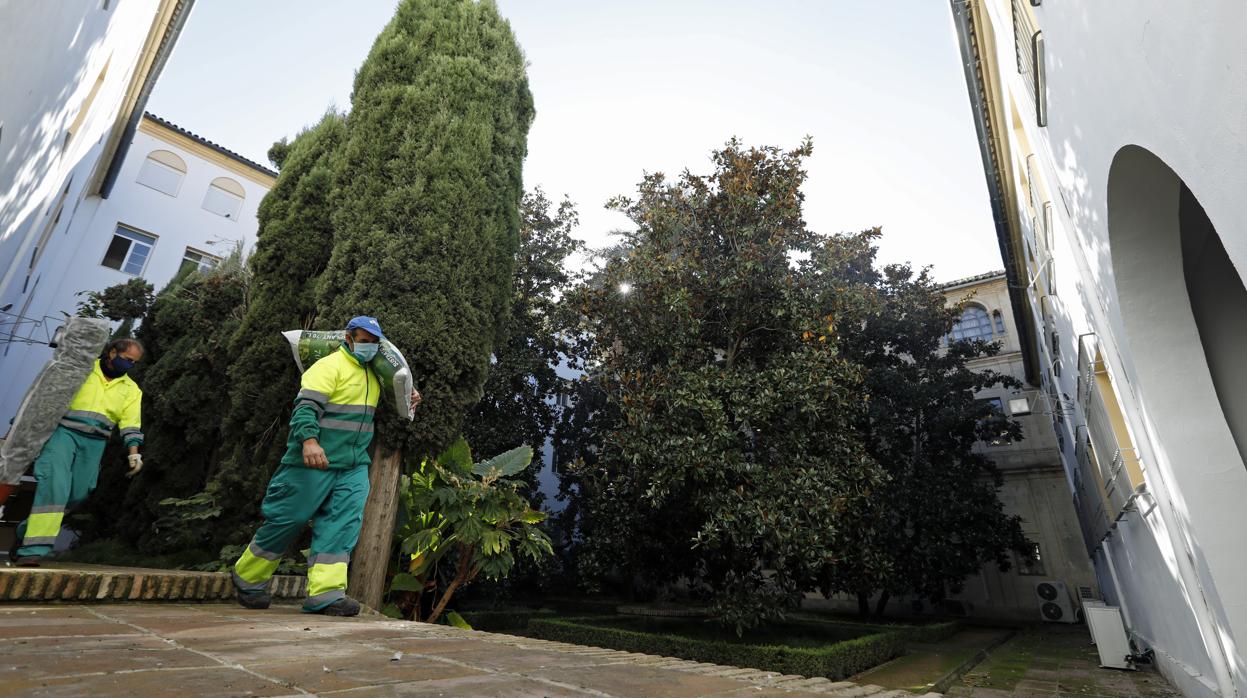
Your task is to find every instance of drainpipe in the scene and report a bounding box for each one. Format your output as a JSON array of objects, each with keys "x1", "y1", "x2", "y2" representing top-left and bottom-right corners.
[{"x1": 1100, "y1": 532, "x2": 1136, "y2": 634}]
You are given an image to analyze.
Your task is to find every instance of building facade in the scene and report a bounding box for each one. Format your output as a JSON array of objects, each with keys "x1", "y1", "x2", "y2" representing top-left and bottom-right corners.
[
  {"x1": 940, "y1": 271, "x2": 1098, "y2": 622},
  {"x1": 0, "y1": 113, "x2": 275, "y2": 427},
  {"x1": 1, "y1": 0, "x2": 192, "y2": 347},
  {"x1": 950, "y1": 1, "x2": 1247, "y2": 695}
]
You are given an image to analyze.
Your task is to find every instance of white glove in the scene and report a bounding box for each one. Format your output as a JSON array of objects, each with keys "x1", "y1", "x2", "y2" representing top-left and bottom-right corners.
[{"x1": 126, "y1": 453, "x2": 143, "y2": 478}]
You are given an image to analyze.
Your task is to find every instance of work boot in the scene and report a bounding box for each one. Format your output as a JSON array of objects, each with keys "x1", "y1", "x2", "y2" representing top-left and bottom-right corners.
[
  {"x1": 14, "y1": 556, "x2": 41, "y2": 568},
  {"x1": 232, "y1": 575, "x2": 271, "y2": 610},
  {"x1": 313, "y1": 597, "x2": 361, "y2": 617}
]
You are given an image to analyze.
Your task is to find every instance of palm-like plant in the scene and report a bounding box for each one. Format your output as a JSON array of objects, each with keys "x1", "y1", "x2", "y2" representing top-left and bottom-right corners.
[{"x1": 384, "y1": 439, "x2": 552, "y2": 623}]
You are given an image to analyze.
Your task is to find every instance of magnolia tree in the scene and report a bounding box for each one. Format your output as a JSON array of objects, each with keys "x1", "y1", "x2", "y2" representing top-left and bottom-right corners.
[
  {"x1": 568, "y1": 140, "x2": 885, "y2": 632},
  {"x1": 814, "y1": 231, "x2": 1032, "y2": 617}
]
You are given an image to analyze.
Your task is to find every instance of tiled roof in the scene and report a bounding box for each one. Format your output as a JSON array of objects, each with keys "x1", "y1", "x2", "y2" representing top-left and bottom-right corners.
[
  {"x1": 143, "y1": 112, "x2": 278, "y2": 178},
  {"x1": 939, "y1": 269, "x2": 1006, "y2": 290}
]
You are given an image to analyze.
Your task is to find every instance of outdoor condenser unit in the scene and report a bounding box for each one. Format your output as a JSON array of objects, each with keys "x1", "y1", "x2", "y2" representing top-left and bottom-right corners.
[
  {"x1": 1034, "y1": 580, "x2": 1078, "y2": 623},
  {"x1": 1084, "y1": 601, "x2": 1134, "y2": 670}
]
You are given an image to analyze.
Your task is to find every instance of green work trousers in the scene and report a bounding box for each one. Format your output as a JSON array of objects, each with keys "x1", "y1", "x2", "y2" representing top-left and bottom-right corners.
[
  {"x1": 15, "y1": 426, "x2": 106, "y2": 559},
  {"x1": 233, "y1": 463, "x2": 370, "y2": 611}
]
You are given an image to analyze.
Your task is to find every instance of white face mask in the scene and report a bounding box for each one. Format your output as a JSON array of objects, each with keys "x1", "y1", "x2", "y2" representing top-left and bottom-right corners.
[{"x1": 350, "y1": 342, "x2": 380, "y2": 363}]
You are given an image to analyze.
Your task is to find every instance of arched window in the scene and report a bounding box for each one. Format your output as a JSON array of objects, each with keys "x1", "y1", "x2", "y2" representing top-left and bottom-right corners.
[
  {"x1": 951, "y1": 305, "x2": 995, "y2": 342},
  {"x1": 202, "y1": 176, "x2": 245, "y2": 219},
  {"x1": 136, "y1": 149, "x2": 186, "y2": 196}
]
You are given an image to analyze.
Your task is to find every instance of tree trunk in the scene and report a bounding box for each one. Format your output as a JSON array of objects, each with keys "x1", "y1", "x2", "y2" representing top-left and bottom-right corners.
[
  {"x1": 348, "y1": 444, "x2": 404, "y2": 610},
  {"x1": 857, "y1": 591, "x2": 871, "y2": 619},
  {"x1": 427, "y1": 546, "x2": 478, "y2": 625},
  {"x1": 874, "y1": 591, "x2": 890, "y2": 618}
]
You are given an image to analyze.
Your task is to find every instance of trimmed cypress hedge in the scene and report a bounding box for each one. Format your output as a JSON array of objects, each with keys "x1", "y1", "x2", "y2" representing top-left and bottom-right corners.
[{"x1": 523, "y1": 616, "x2": 906, "y2": 679}]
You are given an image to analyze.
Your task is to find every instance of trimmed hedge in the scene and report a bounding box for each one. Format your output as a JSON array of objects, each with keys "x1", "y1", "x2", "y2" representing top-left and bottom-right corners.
[
  {"x1": 523, "y1": 616, "x2": 905, "y2": 679},
  {"x1": 903, "y1": 620, "x2": 961, "y2": 644},
  {"x1": 459, "y1": 609, "x2": 557, "y2": 631},
  {"x1": 790, "y1": 613, "x2": 962, "y2": 645}
]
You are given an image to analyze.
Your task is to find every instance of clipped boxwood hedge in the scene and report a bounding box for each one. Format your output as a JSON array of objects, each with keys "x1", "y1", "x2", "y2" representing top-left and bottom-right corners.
[
  {"x1": 459, "y1": 609, "x2": 557, "y2": 631},
  {"x1": 790, "y1": 613, "x2": 962, "y2": 645},
  {"x1": 524, "y1": 616, "x2": 906, "y2": 679},
  {"x1": 901, "y1": 620, "x2": 961, "y2": 644}
]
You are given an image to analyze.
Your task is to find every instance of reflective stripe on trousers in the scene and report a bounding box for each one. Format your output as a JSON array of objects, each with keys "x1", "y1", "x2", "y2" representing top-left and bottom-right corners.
[{"x1": 233, "y1": 540, "x2": 283, "y2": 588}]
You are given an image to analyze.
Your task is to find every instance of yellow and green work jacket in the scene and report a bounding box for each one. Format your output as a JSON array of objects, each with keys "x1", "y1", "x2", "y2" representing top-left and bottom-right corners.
[
  {"x1": 281, "y1": 346, "x2": 380, "y2": 469},
  {"x1": 60, "y1": 360, "x2": 144, "y2": 447}
]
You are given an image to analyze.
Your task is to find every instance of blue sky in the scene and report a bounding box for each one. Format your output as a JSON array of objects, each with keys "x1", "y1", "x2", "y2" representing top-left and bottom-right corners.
[{"x1": 148, "y1": 0, "x2": 1000, "y2": 282}]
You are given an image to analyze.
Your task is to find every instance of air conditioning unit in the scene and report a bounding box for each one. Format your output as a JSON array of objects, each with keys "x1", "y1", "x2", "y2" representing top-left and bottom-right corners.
[
  {"x1": 1084, "y1": 601, "x2": 1134, "y2": 670},
  {"x1": 1035, "y1": 580, "x2": 1078, "y2": 623}
]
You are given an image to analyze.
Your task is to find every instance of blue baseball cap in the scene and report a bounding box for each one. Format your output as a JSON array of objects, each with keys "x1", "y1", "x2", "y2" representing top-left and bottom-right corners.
[{"x1": 346, "y1": 316, "x2": 385, "y2": 341}]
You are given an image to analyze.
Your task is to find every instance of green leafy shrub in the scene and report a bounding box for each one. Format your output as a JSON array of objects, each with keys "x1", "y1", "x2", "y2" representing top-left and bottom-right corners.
[
  {"x1": 523, "y1": 616, "x2": 905, "y2": 679},
  {"x1": 382, "y1": 438, "x2": 553, "y2": 623}
]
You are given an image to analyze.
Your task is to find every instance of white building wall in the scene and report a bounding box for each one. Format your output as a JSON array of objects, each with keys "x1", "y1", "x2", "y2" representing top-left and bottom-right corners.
[
  {"x1": 0, "y1": 123, "x2": 269, "y2": 427},
  {"x1": 0, "y1": 0, "x2": 172, "y2": 322},
  {"x1": 967, "y1": 1, "x2": 1247, "y2": 694}
]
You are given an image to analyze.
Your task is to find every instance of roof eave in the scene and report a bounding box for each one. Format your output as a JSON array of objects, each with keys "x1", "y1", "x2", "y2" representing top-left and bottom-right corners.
[{"x1": 948, "y1": 0, "x2": 1039, "y2": 384}]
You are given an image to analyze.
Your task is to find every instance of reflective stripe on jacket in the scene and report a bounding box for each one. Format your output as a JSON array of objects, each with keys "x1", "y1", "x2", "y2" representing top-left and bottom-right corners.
[
  {"x1": 59, "y1": 360, "x2": 143, "y2": 446},
  {"x1": 281, "y1": 345, "x2": 380, "y2": 469}
]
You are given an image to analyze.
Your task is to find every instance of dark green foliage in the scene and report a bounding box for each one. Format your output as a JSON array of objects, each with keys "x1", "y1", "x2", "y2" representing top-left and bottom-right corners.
[
  {"x1": 57, "y1": 536, "x2": 215, "y2": 569},
  {"x1": 266, "y1": 137, "x2": 291, "y2": 169},
  {"x1": 318, "y1": 0, "x2": 534, "y2": 458},
  {"x1": 463, "y1": 189, "x2": 582, "y2": 487},
  {"x1": 458, "y1": 608, "x2": 556, "y2": 631},
  {"x1": 524, "y1": 616, "x2": 906, "y2": 679},
  {"x1": 568, "y1": 140, "x2": 885, "y2": 632},
  {"x1": 206, "y1": 112, "x2": 347, "y2": 545},
  {"x1": 813, "y1": 231, "x2": 1032, "y2": 616},
  {"x1": 82, "y1": 254, "x2": 248, "y2": 553},
  {"x1": 75, "y1": 277, "x2": 154, "y2": 322},
  {"x1": 75, "y1": 277, "x2": 154, "y2": 338}
]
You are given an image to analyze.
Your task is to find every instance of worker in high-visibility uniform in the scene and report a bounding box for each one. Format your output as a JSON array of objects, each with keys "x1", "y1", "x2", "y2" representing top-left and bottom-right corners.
[
  {"x1": 233, "y1": 316, "x2": 420, "y2": 616},
  {"x1": 10, "y1": 339, "x2": 145, "y2": 566}
]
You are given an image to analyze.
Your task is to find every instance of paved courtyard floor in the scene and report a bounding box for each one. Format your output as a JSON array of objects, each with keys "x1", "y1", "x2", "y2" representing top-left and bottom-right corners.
[
  {"x1": 0, "y1": 603, "x2": 932, "y2": 697},
  {"x1": 946, "y1": 626, "x2": 1180, "y2": 698}
]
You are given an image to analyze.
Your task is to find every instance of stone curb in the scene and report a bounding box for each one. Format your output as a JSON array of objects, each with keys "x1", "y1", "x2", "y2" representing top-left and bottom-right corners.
[
  {"x1": 404, "y1": 623, "x2": 943, "y2": 696},
  {"x1": 0, "y1": 567, "x2": 307, "y2": 602}
]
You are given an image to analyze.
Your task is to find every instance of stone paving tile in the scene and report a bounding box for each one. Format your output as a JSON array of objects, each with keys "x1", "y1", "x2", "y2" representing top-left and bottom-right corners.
[
  {"x1": 3, "y1": 665, "x2": 292, "y2": 697},
  {"x1": 3, "y1": 645, "x2": 217, "y2": 680},
  {"x1": 0, "y1": 621, "x2": 135, "y2": 640},
  {"x1": 529, "y1": 661, "x2": 755, "y2": 697},
  {"x1": 319, "y1": 672, "x2": 602, "y2": 696},
  {"x1": 0, "y1": 633, "x2": 169, "y2": 655},
  {"x1": 710, "y1": 687, "x2": 845, "y2": 698},
  {"x1": 245, "y1": 652, "x2": 490, "y2": 694},
  {"x1": 385, "y1": 642, "x2": 627, "y2": 673}
]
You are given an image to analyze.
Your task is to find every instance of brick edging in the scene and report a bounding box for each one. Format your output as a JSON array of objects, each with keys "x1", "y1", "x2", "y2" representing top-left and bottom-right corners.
[{"x1": 0, "y1": 567, "x2": 307, "y2": 603}]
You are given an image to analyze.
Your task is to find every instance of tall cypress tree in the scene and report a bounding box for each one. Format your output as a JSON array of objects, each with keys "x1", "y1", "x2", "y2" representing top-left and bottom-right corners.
[
  {"x1": 205, "y1": 112, "x2": 346, "y2": 544},
  {"x1": 80, "y1": 252, "x2": 248, "y2": 554},
  {"x1": 317, "y1": 0, "x2": 533, "y2": 606}
]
